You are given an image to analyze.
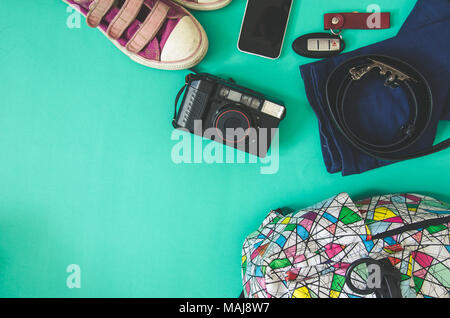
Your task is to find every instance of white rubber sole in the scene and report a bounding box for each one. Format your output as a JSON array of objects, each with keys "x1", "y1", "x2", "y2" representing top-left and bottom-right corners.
[
  {"x1": 172, "y1": 0, "x2": 232, "y2": 11},
  {"x1": 62, "y1": 0, "x2": 208, "y2": 70}
]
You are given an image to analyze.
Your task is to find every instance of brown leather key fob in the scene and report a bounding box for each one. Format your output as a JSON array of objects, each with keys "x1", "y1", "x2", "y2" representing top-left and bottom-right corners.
[{"x1": 292, "y1": 33, "x2": 345, "y2": 58}]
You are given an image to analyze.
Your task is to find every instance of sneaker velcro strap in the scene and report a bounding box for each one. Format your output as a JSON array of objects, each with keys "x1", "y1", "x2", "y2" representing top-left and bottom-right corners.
[
  {"x1": 86, "y1": 0, "x2": 115, "y2": 28},
  {"x1": 107, "y1": 0, "x2": 145, "y2": 39},
  {"x1": 126, "y1": 0, "x2": 170, "y2": 54}
]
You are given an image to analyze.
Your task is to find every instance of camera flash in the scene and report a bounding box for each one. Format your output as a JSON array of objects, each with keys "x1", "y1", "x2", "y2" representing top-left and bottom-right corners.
[{"x1": 261, "y1": 101, "x2": 285, "y2": 119}]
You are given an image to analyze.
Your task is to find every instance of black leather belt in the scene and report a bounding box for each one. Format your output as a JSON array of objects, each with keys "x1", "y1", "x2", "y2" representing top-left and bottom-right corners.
[{"x1": 326, "y1": 55, "x2": 449, "y2": 161}]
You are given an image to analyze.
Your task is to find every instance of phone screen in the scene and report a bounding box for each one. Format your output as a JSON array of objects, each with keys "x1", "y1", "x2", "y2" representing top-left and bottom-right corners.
[{"x1": 238, "y1": 0, "x2": 293, "y2": 59}]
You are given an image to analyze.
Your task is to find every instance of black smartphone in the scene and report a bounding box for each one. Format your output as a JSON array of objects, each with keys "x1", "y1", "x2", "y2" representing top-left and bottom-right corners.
[{"x1": 238, "y1": 0, "x2": 293, "y2": 59}]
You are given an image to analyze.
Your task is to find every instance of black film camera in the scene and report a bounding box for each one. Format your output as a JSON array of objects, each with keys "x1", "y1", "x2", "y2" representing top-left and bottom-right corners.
[{"x1": 172, "y1": 73, "x2": 286, "y2": 157}]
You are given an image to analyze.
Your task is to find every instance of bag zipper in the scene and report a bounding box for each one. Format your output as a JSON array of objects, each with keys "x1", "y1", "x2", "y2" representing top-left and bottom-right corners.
[{"x1": 371, "y1": 215, "x2": 450, "y2": 240}]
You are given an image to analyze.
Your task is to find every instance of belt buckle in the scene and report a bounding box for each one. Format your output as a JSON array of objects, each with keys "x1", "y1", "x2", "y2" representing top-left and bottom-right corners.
[{"x1": 349, "y1": 58, "x2": 417, "y2": 87}]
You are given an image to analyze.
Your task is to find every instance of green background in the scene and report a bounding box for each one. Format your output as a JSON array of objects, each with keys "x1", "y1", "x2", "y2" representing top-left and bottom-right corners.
[{"x1": 0, "y1": 0, "x2": 448, "y2": 297}]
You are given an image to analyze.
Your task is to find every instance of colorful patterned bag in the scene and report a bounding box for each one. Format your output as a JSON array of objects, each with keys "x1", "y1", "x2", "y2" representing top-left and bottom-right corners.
[{"x1": 241, "y1": 193, "x2": 450, "y2": 298}]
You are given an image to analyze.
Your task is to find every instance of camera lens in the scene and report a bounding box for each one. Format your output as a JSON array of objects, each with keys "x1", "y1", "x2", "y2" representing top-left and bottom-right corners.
[{"x1": 214, "y1": 107, "x2": 253, "y2": 144}]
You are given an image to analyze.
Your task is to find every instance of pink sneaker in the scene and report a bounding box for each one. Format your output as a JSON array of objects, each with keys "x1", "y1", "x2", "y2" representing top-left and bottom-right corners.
[
  {"x1": 172, "y1": 0, "x2": 231, "y2": 11},
  {"x1": 65, "y1": 0, "x2": 208, "y2": 70}
]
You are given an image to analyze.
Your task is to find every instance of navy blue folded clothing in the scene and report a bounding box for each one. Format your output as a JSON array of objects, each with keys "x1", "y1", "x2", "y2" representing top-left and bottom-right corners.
[{"x1": 300, "y1": 0, "x2": 450, "y2": 176}]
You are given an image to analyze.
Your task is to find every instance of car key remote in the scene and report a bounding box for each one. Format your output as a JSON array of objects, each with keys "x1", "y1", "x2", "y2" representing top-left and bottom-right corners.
[{"x1": 292, "y1": 33, "x2": 345, "y2": 58}]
